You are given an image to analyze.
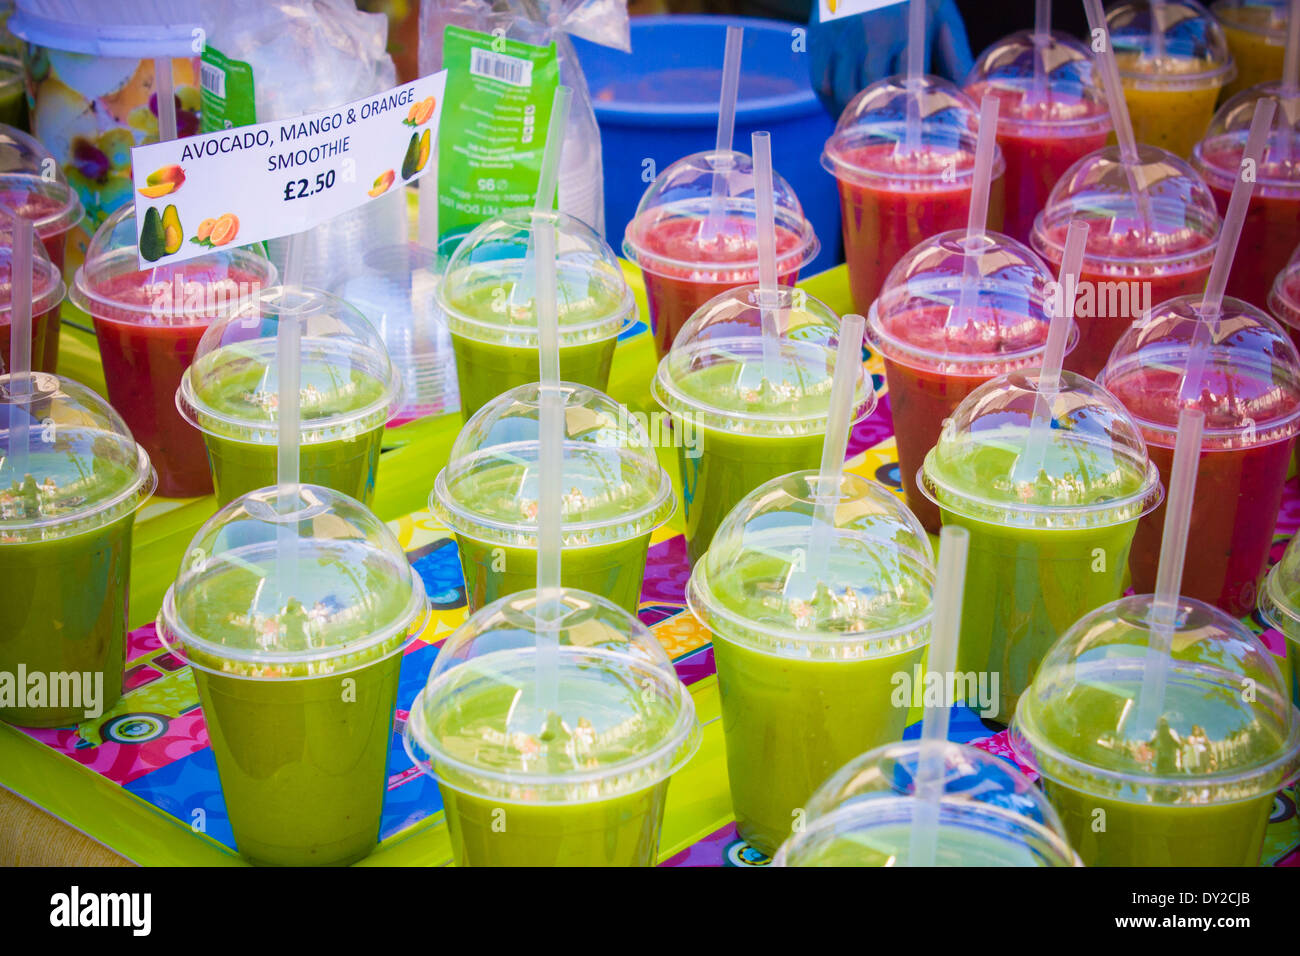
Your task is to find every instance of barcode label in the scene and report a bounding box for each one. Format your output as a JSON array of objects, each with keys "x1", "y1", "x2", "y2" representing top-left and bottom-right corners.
[
  {"x1": 469, "y1": 47, "x2": 533, "y2": 87},
  {"x1": 199, "y1": 61, "x2": 226, "y2": 98}
]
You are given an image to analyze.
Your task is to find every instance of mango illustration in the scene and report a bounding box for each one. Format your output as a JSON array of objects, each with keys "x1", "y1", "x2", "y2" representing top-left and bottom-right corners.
[
  {"x1": 209, "y1": 213, "x2": 239, "y2": 246},
  {"x1": 196, "y1": 217, "x2": 216, "y2": 242},
  {"x1": 368, "y1": 169, "x2": 395, "y2": 198},
  {"x1": 162, "y1": 205, "x2": 182, "y2": 255},
  {"x1": 400, "y1": 131, "x2": 420, "y2": 180},
  {"x1": 139, "y1": 164, "x2": 185, "y2": 198},
  {"x1": 415, "y1": 129, "x2": 430, "y2": 172},
  {"x1": 140, "y1": 206, "x2": 166, "y2": 262}
]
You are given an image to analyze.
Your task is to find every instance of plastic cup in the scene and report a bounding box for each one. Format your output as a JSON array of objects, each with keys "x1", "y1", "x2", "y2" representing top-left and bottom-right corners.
[
  {"x1": 1012, "y1": 594, "x2": 1300, "y2": 866},
  {"x1": 822, "y1": 76, "x2": 1006, "y2": 315},
  {"x1": 71, "y1": 204, "x2": 276, "y2": 498},
  {"x1": 177, "y1": 286, "x2": 401, "y2": 507},
  {"x1": 403, "y1": 588, "x2": 700, "y2": 867},
  {"x1": 1031, "y1": 143, "x2": 1221, "y2": 378},
  {"x1": 432, "y1": 382, "x2": 674, "y2": 615},
  {"x1": 651, "y1": 285, "x2": 875, "y2": 566},
  {"x1": 623, "y1": 149, "x2": 819, "y2": 357},
  {"x1": 1268, "y1": 240, "x2": 1300, "y2": 352},
  {"x1": 1260, "y1": 534, "x2": 1300, "y2": 707},
  {"x1": 1213, "y1": 0, "x2": 1290, "y2": 99},
  {"x1": 0, "y1": 56, "x2": 24, "y2": 127},
  {"x1": 1107, "y1": 0, "x2": 1237, "y2": 158},
  {"x1": 773, "y1": 740, "x2": 1077, "y2": 866},
  {"x1": 1099, "y1": 295, "x2": 1300, "y2": 615},
  {"x1": 438, "y1": 209, "x2": 633, "y2": 420},
  {"x1": 965, "y1": 30, "x2": 1113, "y2": 245},
  {"x1": 0, "y1": 371, "x2": 155, "y2": 727},
  {"x1": 1194, "y1": 82, "x2": 1300, "y2": 310},
  {"x1": 687, "y1": 471, "x2": 935, "y2": 856},
  {"x1": 920, "y1": 370, "x2": 1163, "y2": 722},
  {"x1": 0, "y1": 224, "x2": 62, "y2": 376},
  {"x1": 157, "y1": 485, "x2": 430, "y2": 866},
  {"x1": 867, "y1": 229, "x2": 1070, "y2": 533}
]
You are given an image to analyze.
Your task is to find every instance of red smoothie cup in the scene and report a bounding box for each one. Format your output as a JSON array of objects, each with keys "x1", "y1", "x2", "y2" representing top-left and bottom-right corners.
[
  {"x1": 1032, "y1": 144, "x2": 1221, "y2": 378},
  {"x1": 965, "y1": 30, "x2": 1112, "y2": 247},
  {"x1": 1194, "y1": 81, "x2": 1300, "y2": 310},
  {"x1": 70, "y1": 204, "x2": 277, "y2": 499},
  {"x1": 867, "y1": 229, "x2": 1073, "y2": 532},
  {"x1": 1099, "y1": 295, "x2": 1300, "y2": 615},
  {"x1": 1267, "y1": 241, "x2": 1300, "y2": 352},
  {"x1": 623, "y1": 149, "x2": 818, "y2": 358},
  {"x1": 0, "y1": 223, "x2": 62, "y2": 375},
  {"x1": 823, "y1": 75, "x2": 1006, "y2": 316}
]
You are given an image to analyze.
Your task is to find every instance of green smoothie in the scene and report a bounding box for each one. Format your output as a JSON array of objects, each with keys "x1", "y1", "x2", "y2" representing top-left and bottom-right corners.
[
  {"x1": 1260, "y1": 536, "x2": 1300, "y2": 710},
  {"x1": 450, "y1": 331, "x2": 617, "y2": 420},
  {"x1": 781, "y1": 815, "x2": 1070, "y2": 866},
  {"x1": 204, "y1": 427, "x2": 383, "y2": 506}
]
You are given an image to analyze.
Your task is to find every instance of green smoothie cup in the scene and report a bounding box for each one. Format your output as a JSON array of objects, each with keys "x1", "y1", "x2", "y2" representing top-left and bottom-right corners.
[
  {"x1": 920, "y1": 371, "x2": 1163, "y2": 722},
  {"x1": 653, "y1": 285, "x2": 875, "y2": 567},
  {"x1": 432, "y1": 382, "x2": 675, "y2": 615},
  {"x1": 403, "y1": 588, "x2": 700, "y2": 867},
  {"x1": 437, "y1": 209, "x2": 634, "y2": 420},
  {"x1": 687, "y1": 471, "x2": 936, "y2": 857},
  {"x1": 177, "y1": 286, "x2": 402, "y2": 506},
  {"x1": 773, "y1": 740, "x2": 1077, "y2": 867},
  {"x1": 1260, "y1": 534, "x2": 1300, "y2": 709},
  {"x1": 1011, "y1": 594, "x2": 1300, "y2": 866},
  {"x1": 1, "y1": 371, "x2": 155, "y2": 727},
  {"x1": 157, "y1": 484, "x2": 430, "y2": 866}
]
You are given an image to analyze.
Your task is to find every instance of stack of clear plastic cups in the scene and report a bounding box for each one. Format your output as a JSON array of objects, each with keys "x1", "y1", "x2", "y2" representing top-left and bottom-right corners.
[
  {"x1": 920, "y1": 371, "x2": 1163, "y2": 722},
  {"x1": 867, "y1": 229, "x2": 1069, "y2": 533},
  {"x1": 0, "y1": 221, "x2": 62, "y2": 377},
  {"x1": 339, "y1": 242, "x2": 459, "y2": 422},
  {"x1": 822, "y1": 76, "x2": 1003, "y2": 314},
  {"x1": 964, "y1": 29, "x2": 1112, "y2": 245},
  {"x1": 1099, "y1": 296, "x2": 1300, "y2": 615},
  {"x1": 71, "y1": 203, "x2": 277, "y2": 498},
  {"x1": 432, "y1": 382, "x2": 675, "y2": 615},
  {"x1": 177, "y1": 286, "x2": 401, "y2": 506},
  {"x1": 622, "y1": 149, "x2": 819, "y2": 357},
  {"x1": 773, "y1": 741, "x2": 1077, "y2": 867},
  {"x1": 438, "y1": 209, "x2": 633, "y2": 419},
  {"x1": 652, "y1": 285, "x2": 874, "y2": 566},
  {"x1": 404, "y1": 588, "x2": 700, "y2": 867},
  {"x1": 687, "y1": 472, "x2": 935, "y2": 857},
  {"x1": 1213, "y1": 0, "x2": 1290, "y2": 99},
  {"x1": 1194, "y1": 83, "x2": 1300, "y2": 309},
  {"x1": 1106, "y1": 0, "x2": 1237, "y2": 158},
  {"x1": 0, "y1": 371, "x2": 155, "y2": 726},
  {"x1": 1031, "y1": 144, "x2": 1221, "y2": 377},
  {"x1": 1260, "y1": 534, "x2": 1300, "y2": 707},
  {"x1": 1012, "y1": 594, "x2": 1300, "y2": 865},
  {"x1": 157, "y1": 485, "x2": 430, "y2": 866}
]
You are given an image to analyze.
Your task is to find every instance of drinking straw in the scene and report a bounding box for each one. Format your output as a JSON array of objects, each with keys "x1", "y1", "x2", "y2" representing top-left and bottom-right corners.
[
  {"x1": 275, "y1": 233, "x2": 307, "y2": 601},
  {"x1": 1010, "y1": 218, "x2": 1088, "y2": 484},
  {"x1": 903, "y1": 0, "x2": 926, "y2": 154},
  {"x1": 751, "y1": 130, "x2": 783, "y2": 384},
  {"x1": 908, "y1": 523, "x2": 970, "y2": 867},
  {"x1": 948, "y1": 95, "x2": 1001, "y2": 329},
  {"x1": 154, "y1": 57, "x2": 178, "y2": 144},
  {"x1": 1151, "y1": 0, "x2": 1166, "y2": 64},
  {"x1": 534, "y1": 213, "x2": 563, "y2": 713},
  {"x1": 1286, "y1": 0, "x2": 1300, "y2": 93},
  {"x1": 1031, "y1": 0, "x2": 1051, "y2": 104},
  {"x1": 1132, "y1": 407, "x2": 1204, "y2": 740},
  {"x1": 512, "y1": 86, "x2": 572, "y2": 310},
  {"x1": 6, "y1": 215, "x2": 33, "y2": 481},
  {"x1": 701, "y1": 25, "x2": 744, "y2": 243}
]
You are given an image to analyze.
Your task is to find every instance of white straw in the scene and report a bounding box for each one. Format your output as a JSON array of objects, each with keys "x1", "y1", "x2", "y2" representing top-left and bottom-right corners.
[
  {"x1": 701, "y1": 26, "x2": 744, "y2": 243},
  {"x1": 534, "y1": 216, "x2": 562, "y2": 714},
  {"x1": 752, "y1": 131, "x2": 783, "y2": 385}
]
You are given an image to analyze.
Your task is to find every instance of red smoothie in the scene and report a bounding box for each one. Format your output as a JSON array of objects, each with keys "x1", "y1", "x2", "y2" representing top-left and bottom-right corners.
[
  {"x1": 0, "y1": 248, "x2": 62, "y2": 375},
  {"x1": 1268, "y1": 262, "x2": 1300, "y2": 354}
]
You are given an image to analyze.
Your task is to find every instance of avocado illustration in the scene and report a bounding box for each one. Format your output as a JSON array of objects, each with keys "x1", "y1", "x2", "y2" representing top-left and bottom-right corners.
[
  {"x1": 162, "y1": 204, "x2": 183, "y2": 255},
  {"x1": 401, "y1": 131, "x2": 420, "y2": 180},
  {"x1": 140, "y1": 205, "x2": 166, "y2": 262}
]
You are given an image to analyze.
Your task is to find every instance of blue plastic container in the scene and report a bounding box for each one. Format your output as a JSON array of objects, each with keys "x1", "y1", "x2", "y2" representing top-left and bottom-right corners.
[{"x1": 573, "y1": 15, "x2": 840, "y2": 276}]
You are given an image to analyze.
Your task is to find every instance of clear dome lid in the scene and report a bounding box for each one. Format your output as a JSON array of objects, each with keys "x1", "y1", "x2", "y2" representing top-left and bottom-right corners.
[
  {"x1": 651, "y1": 285, "x2": 875, "y2": 437},
  {"x1": 1, "y1": 371, "x2": 155, "y2": 542},
  {"x1": 1260, "y1": 534, "x2": 1300, "y2": 643},
  {"x1": 1212, "y1": 0, "x2": 1289, "y2": 38},
  {"x1": 822, "y1": 75, "x2": 1002, "y2": 187},
  {"x1": 622, "y1": 148, "x2": 819, "y2": 277},
  {"x1": 1107, "y1": 0, "x2": 1236, "y2": 88},
  {"x1": 432, "y1": 381, "x2": 675, "y2": 549},
  {"x1": 70, "y1": 202, "x2": 277, "y2": 327},
  {"x1": 1098, "y1": 295, "x2": 1300, "y2": 448},
  {"x1": 0, "y1": 217, "x2": 64, "y2": 321},
  {"x1": 0, "y1": 171, "x2": 82, "y2": 240},
  {"x1": 1032, "y1": 144, "x2": 1221, "y2": 271},
  {"x1": 1011, "y1": 594, "x2": 1300, "y2": 804},
  {"x1": 964, "y1": 29, "x2": 1112, "y2": 133},
  {"x1": 403, "y1": 588, "x2": 701, "y2": 803},
  {"x1": 1194, "y1": 81, "x2": 1300, "y2": 192},
  {"x1": 773, "y1": 740, "x2": 1077, "y2": 867},
  {"x1": 157, "y1": 483, "x2": 429, "y2": 679},
  {"x1": 177, "y1": 285, "x2": 401, "y2": 445},
  {"x1": 0, "y1": 123, "x2": 55, "y2": 176},
  {"x1": 687, "y1": 471, "x2": 935, "y2": 659},
  {"x1": 437, "y1": 208, "x2": 633, "y2": 347},
  {"x1": 1268, "y1": 243, "x2": 1300, "y2": 330},
  {"x1": 867, "y1": 229, "x2": 1073, "y2": 375},
  {"x1": 921, "y1": 369, "x2": 1163, "y2": 527}
]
